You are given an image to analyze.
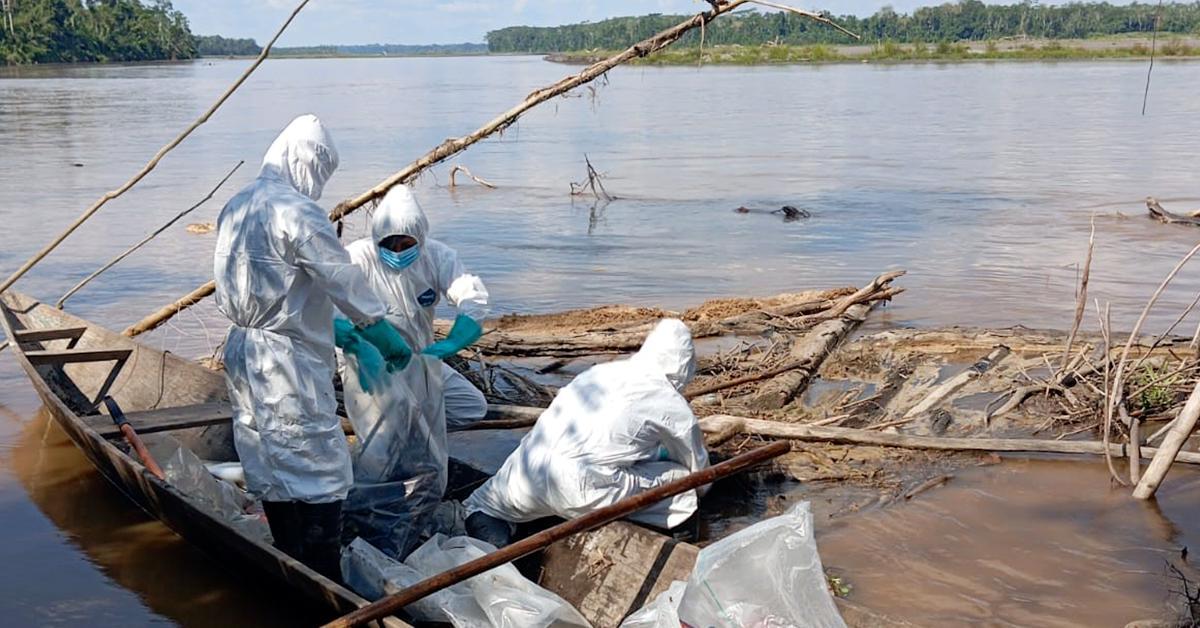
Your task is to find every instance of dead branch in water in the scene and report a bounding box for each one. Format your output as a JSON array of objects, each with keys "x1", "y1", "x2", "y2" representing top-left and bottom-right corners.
[
  {"x1": 128, "y1": 0, "x2": 859, "y2": 337},
  {"x1": 570, "y1": 154, "x2": 614, "y2": 201},
  {"x1": 448, "y1": 165, "x2": 497, "y2": 189},
  {"x1": 1060, "y1": 216, "x2": 1094, "y2": 375},
  {"x1": 1147, "y1": 197, "x2": 1200, "y2": 226}
]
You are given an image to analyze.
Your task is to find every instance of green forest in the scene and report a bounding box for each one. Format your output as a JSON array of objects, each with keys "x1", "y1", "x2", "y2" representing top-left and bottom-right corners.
[
  {"x1": 195, "y1": 34, "x2": 260, "y2": 57},
  {"x1": 486, "y1": 1, "x2": 1200, "y2": 53},
  {"x1": 0, "y1": 0, "x2": 198, "y2": 64}
]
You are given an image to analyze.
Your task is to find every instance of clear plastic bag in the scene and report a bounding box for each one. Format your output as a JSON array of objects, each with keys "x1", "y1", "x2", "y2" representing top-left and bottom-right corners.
[
  {"x1": 342, "y1": 534, "x2": 592, "y2": 628},
  {"x1": 619, "y1": 581, "x2": 685, "y2": 628},
  {"x1": 620, "y1": 501, "x2": 844, "y2": 628},
  {"x1": 341, "y1": 351, "x2": 448, "y2": 558},
  {"x1": 156, "y1": 440, "x2": 272, "y2": 544}
]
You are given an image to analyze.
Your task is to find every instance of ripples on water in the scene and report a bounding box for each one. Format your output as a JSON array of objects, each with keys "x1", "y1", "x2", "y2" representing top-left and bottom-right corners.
[{"x1": 2, "y1": 57, "x2": 1200, "y2": 624}]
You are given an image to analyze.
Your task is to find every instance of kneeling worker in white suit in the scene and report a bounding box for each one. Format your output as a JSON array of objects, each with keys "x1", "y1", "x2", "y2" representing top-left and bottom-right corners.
[
  {"x1": 345, "y1": 185, "x2": 490, "y2": 428},
  {"x1": 463, "y1": 319, "x2": 709, "y2": 546}
]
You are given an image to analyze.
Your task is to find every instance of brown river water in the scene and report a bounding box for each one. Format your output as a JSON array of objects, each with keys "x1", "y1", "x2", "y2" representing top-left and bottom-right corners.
[{"x1": 2, "y1": 56, "x2": 1200, "y2": 625}]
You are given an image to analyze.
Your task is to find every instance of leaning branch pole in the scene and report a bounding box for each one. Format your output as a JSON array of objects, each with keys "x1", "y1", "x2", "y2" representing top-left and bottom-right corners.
[
  {"x1": 0, "y1": 0, "x2": 309, "y2": 299},
  {"x1": 322, "y1": 441, "x2": 790, "y2": 628},
  {"x1": 124, "y1": 0, "x2": 859, "y2": 338}
]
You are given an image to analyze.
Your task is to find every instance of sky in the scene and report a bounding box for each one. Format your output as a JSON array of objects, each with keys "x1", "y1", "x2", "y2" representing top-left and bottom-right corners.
[{"x1": 172, "y1": 0, "x2": 979, "y2": 47}]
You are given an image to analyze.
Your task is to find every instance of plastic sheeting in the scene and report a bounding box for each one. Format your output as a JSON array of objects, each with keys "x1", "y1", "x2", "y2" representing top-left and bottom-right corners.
[
  {"x1": 620, "y1": 502, "x2": 845, "y2": 628},
  {"x1": 341, "y1": 348, "x2": 448, "y2": 559},
  {"x1": 342, "y1": 534, "x2": 592, "y2": 628},
  {"x1": 157, "y1": 442, "x2": 272, "y2": 544}
]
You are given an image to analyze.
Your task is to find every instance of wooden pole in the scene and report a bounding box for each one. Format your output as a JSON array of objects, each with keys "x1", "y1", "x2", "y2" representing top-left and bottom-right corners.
[
  {"x1": 1133, "y1": 378, "x2": 1200, "y2": 499},
  {"x1": 103, "y1": 396, "x2": 165, "y2": 480},
  {"x1": 0, "y1": 0, "x2": 310, "y2": 298},
  {"x1": 57, "y1": 161, "x2": 243, "y2": 309},
  {"x1": 322, "y1": 441, "x2": 791, "y2": 628},
  {"x1": 697, "y1": 414, "x2": 1200, "y2": 464},
  {"x1": 123, "y1": 0, "x2": 859, "y2": 337}
]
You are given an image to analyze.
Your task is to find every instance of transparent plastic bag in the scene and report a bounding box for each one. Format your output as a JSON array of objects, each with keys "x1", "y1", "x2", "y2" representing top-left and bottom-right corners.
[
  {"x1": 619, "y1": 581, "x2": 685, "y2": 628},
  {"x1": 341, "y1": 351, "x2": 448, "y2": 558},
  {"x1": 620, "y1": 501, "x2": 844, "y2": 628},
  {"x1": 343, "y1": 534, "x2": 592, "y2": 628},
  {"x1": 157, "y1": 441, "x2": 272, "y2": 544}
]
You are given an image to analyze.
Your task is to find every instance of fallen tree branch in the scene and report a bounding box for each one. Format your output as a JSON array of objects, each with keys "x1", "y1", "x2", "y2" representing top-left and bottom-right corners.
[
  {"x1": 1134, "y1": 378, "x2": 1200, "y2": 499},
  {"x1": 903, "y1": 345, "x2": 1009, "y2": 420},
  {"x1": 449, "y1": 165, "x2": 497, "y2": 189},
  {"x1": 126, "y1": 0, "x2": 857, "y2": 337},
  {"x1": 1147, "y1": 197, "x2": 1200, "y2": 226},
  {"x1": 750, "y1": 302, "x2": 872, "y2": 410},
  {"x1": 1060, "y1": 216, "x2": 1094, "y2": 375},
  {"x1": 698, "y1": 414, "x2": 1200, "y2": 464}
]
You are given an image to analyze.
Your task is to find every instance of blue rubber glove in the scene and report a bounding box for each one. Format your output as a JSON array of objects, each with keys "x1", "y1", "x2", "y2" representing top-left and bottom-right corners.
[
  {"x1": 359, "y1": 319, "x2": 413, "y2": 371},
  {"x1": 421, "y1": 314, "x2": 483, "y2": 360}
]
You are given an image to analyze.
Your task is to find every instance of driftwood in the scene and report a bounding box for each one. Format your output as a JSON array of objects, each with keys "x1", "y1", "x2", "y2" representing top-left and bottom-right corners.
[
  {"x1": 749, "y1": 302, "x2": 872, "y2": 410},
  {"x1": 448, "y1": 165, "x2": 496, "y2": 189},
  {"x1": 1060, "y1": 217, "x2": 1094, "y2": 373},
  {"x1": 1133, "y1": 378, "x2": 1200, "y2": 499},
  {"x1": 464, "y1": 272, "x2": 902, "y2": 359},
  {"x1": 0, "y1": 0, "x2": 309, "y2": 298},
  {"x1": 698, "y1": 414, "x2": 1200, "y2": 464},
  {"x1": 1146, "y1": 197, "x2": 1200, "y2": 226},
  {"x1": 903, "y1": 345, "x2": 1009, "y2": 420},
  {"x1": 126, "y1": 0, "x2": 855, "y2": 338}
]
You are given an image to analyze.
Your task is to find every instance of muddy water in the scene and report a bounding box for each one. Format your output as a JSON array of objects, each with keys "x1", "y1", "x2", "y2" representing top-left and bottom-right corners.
[
  {"x1": 3, "y1": 56, "x2": 1200, "y2": 624},
  {"x1": 818, "y1": 458, "x2": 1200, "y2": 626}
]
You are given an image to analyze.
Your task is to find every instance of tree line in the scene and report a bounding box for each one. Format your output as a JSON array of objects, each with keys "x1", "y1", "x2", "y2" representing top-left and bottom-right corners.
[
  {"x1": 0, "y1": 0, "x2": 200, "y2": 65},
  {"x1": 486, "y1": 1, "x2": 1200, "y2": 53}
]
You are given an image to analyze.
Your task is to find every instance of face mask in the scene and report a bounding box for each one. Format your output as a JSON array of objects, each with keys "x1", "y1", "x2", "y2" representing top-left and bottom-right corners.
[{"x1": 379, "y1": 245, "x2": 419, "y2": 271}]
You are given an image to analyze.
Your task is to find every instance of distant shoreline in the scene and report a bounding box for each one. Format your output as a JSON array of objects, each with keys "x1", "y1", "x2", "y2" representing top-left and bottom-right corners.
[{"x1": 544, "y1": 36, "x2": 1200, "y2": 66}]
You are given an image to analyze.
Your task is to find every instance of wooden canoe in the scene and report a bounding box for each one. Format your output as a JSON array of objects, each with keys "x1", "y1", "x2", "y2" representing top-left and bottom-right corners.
[{"x1": 0, "y1": 291, "x2": 407, "y2": 627}]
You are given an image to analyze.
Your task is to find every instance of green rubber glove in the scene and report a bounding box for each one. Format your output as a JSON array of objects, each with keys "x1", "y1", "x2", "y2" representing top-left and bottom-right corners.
[
  {"x1": 421, "y1": 314, "x2": 483, "y2": 360},
  {"x1": 333, "y1": 317, "x2": 357, "y2": 348},
  {"x1": 360, "y1": 319, "x2": 413, "y2": 371},
  {"x1": 333, "y1": 318, "x2": 386, "y2": 393}
]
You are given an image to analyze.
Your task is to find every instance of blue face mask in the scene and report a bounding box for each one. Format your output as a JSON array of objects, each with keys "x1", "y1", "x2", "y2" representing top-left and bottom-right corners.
[{"x1": 379, "y1": 245, "x2": 419, "y2": 271}]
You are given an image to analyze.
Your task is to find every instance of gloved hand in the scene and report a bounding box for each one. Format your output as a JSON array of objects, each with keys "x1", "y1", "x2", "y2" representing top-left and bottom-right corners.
[
  {"x1": 421, "y1": 314, "x2": 483, "y2": 360},
  {"x1": 333, "y1": 317, "x2": 357, "y2": 348},
  {"x1": 333, "y1": 319, "x2": 387, "y2": 393},
  {"x1": 360, "y1": 319, "x2": 413, "y2": 371}
]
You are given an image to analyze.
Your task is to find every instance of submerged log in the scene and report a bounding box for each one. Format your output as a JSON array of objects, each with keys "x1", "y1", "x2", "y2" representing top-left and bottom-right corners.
[
  {"x1": 699, "y1": 414, "x2": 1200, "y2": 464},
  {"x1": 1146, "y1": 197, "x2": 1200, "y2": 226}
]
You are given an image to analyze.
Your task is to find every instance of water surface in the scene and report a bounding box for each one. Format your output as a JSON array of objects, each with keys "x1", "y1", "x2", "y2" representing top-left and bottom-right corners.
[{"x1": 3, "y1": 56, "x2": 1200, "y2": 625}]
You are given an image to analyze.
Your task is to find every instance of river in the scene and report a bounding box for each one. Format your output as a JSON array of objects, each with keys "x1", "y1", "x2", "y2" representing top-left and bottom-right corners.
[{"x1": 1, "y1": 55, "x2": 1199, "y2": 625}]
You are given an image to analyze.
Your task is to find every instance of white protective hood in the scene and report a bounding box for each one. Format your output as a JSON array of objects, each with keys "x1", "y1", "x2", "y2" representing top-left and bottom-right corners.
[
  {"x1": 629, "y1": 319, "x2": 697, "y2": 392},
  {"x1": 259, "y1": 114, "x2": 339, "y2": 201},
  {"x1": 371, "y1": 184, "x2": 429, "y2": 246}
]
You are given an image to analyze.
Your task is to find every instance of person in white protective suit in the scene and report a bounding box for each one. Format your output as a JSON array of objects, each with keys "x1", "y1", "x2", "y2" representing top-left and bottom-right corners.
[
  {"x1": 463, "y1": 319, "x2": 709, "y2": 546},
  {"x1": 344, "y1": 184, "x2": 491, "y2": 429},
  {"x1": 214, "y1": 114, "x2": 412, "y2": 581}
]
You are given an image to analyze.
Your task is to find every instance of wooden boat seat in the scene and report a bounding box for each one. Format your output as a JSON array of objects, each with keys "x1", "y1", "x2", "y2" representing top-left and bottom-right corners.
[
  {"x1": 25, "y1": 347, "x2": 133, "y2": 408},
  {"x1": 87, "y1": 401, "x2": 233, "y2": 439},
  {"x1": 11, "y1": 326, "x2": 87, "y2": 347}
]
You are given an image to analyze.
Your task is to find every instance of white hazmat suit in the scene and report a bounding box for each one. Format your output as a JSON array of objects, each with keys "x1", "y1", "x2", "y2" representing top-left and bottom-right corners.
[
  {"x1": 215, "y1": 115, "x2": 387, "y2": 505},
  {"x1": 464, "y1": 319, "x2": 709, "y2": 529},
  {"x1": 345, "y1": 185, "x2": 490, "y2": 428}
]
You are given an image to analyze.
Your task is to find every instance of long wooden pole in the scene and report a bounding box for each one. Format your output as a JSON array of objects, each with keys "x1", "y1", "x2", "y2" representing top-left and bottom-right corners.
[
  {"x1": 0, "y1": 0, "x2": 309, "y2": 299},
  {"x1": 123, "y1": 0, "x2": 859, "y2": 338},
  {"x1": 1133, "y1": 378, "x2": 1200, "y2": 498},
  {"x1": 698, "y1": 414, "x2": 1200, "y2": 464},
  {"x1": 322, "y1": 440, "x2": 791, "y2": 628}
]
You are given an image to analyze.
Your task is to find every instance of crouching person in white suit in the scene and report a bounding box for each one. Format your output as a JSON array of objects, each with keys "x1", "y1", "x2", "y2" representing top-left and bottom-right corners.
[{"x1": 463, "y1": 319, "x2": 709, "y2": 546}]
